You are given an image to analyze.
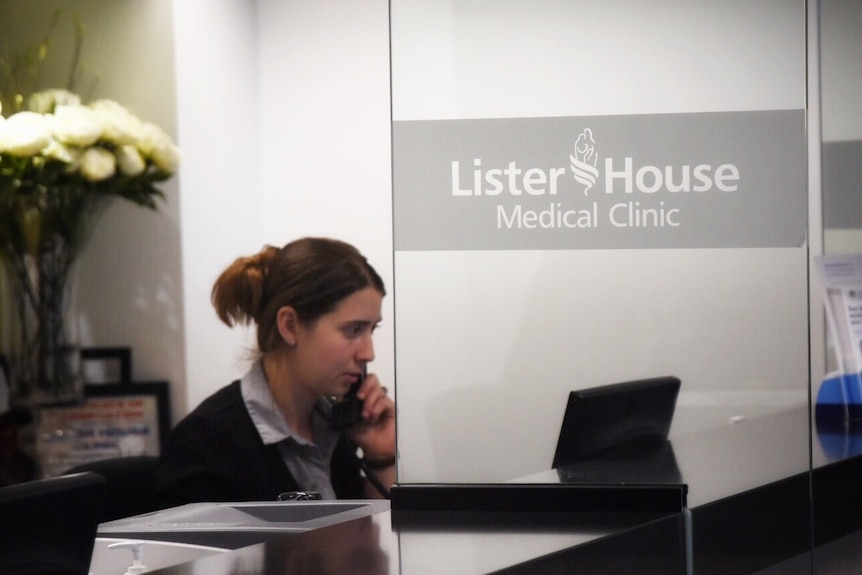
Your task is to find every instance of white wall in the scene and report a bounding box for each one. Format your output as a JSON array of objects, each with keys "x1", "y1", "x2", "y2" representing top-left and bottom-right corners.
[
  {"x1": 171, "y1": 0, "x2": 263, "y2": 415},
  {"x1": 173, "y1": 0, "x2": 394, "y2": 414},
  {"x1": 257, "y1": 0, "x2": 394, "y2": 397}
]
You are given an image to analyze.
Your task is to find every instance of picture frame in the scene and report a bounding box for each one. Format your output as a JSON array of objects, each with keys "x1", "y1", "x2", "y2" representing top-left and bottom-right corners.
[
  {"x1": 81, "y1": 346, "x2": 132, "y2": 385},
  {"x1": 82, "y1": 381, "x2": 171, "y2": 449},
  {"x1": 36, "y1": 380, "x2": 171, "y2": 478}
]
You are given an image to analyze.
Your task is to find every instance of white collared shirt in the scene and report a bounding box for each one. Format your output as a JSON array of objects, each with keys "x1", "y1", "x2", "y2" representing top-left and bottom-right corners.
[{"x1": 240, "y1": 360, "x2": 340, "y2": 499}]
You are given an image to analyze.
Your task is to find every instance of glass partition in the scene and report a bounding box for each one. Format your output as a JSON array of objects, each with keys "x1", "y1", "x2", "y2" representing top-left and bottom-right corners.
[
  {"x1": 390, "y1": 0, "x2": 813, "y2": 572},
  {"x1": 811, "y1": 0, "x2": 862, "y2": 572},
  {"x1": 391, "y1": 0, "x2": 809, "y2": 482}
]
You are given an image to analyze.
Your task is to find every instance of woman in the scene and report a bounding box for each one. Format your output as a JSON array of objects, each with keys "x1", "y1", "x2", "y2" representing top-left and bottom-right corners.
[{"x1": 154, "y1": 237, "x2": 395, "y2": 508}]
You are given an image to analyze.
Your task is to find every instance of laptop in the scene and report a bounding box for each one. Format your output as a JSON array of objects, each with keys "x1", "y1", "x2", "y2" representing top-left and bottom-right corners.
[{"x1": 551, "y1": 376, "x2": 682, "y2": 476}]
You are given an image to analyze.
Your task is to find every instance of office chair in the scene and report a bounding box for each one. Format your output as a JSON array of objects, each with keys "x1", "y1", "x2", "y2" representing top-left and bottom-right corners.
[
  {"x1": 0, "y1": 471, "x2": 105, "y2": 575},
  {"x1": 64, "y1": 455, "x2": 159, "y2": 522}
]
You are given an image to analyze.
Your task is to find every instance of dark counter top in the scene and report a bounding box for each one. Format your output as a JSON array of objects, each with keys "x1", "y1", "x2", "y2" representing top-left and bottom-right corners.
[
  {"x1": 143, "y1": 506, "x2": 687, "y2": 575},
  {"x1": 122, "y1": 406, "x2": 862, "y2": 575}
]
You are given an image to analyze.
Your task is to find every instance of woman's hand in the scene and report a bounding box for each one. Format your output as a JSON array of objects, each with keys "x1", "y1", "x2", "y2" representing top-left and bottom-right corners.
[
  {"x1": 347, "y1": 372, "x2": 395, "y2": 498},
  {"x1": 347, "y1": 372, "x2": 395, "y2": 462}
]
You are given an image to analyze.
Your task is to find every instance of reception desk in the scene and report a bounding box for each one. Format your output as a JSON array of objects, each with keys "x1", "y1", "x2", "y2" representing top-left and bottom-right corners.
[{"x1": 96, "y1": 405, "x2": 862, "y2": 575}]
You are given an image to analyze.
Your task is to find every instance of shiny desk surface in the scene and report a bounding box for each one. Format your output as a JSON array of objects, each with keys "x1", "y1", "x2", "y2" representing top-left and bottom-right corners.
[
  {"x1": 137, "y1": 404, "x2": 862, "y2": 574},
  {"x1": 143, "y1": 508, "x2": 684, "y2": 575}
]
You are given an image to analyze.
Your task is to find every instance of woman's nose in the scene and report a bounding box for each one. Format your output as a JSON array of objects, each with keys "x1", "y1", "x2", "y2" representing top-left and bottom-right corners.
[{"x1": 358, "y1": 334, "x2": 375, "y2": 362}]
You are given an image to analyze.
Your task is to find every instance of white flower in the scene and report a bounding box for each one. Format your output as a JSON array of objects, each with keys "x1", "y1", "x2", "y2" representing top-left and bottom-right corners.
[
  {"x1": 0, "y1": 112, "x2": 52, "y2": 157},
  {"x1": 139, "y1": 122, "x2": 181, "y2": 173},
  {"x1": 114, "y1": 144, "x2": 146, "y2": 176},
  {"x1": 89, "y1": 99, "x2": 144, "y2": 146},
  {"x1": 150, "y1": 140, "x2": 181, "y2": 174},
  {"x1": 42, "y1": 140, "x2": 80, "y2": 164},
  {"x1": 51, "y1": 105, "x2": 103, "y2": 147},
  {"x1": 78, "y1": 146, "x2": 116, "y2": 181},
  {"x1": 27, "y1": 89, "x2": 81, "y2": 114}
]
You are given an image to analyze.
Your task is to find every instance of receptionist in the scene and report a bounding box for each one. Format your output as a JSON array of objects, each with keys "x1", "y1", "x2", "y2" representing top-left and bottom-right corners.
[{"x1": 154, "y1": 237, "x2": 395, "y2": 508}]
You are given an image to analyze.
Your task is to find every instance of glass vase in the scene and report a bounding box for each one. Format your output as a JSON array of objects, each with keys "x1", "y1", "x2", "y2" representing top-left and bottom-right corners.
[
  {"x1": 2, "y1": 191, "x2": 87, "y2": 408},
  {"x1": 5, "y1": 249, "x2": 83, "y2": 407},
  {"x1": 0, "y1": 185, "x2": 93, "y2": 408}
]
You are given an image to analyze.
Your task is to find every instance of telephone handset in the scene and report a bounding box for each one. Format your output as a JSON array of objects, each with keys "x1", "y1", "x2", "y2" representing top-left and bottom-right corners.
[{"x1": 331, "y1": 367, "x2": 365, "y2": 430}]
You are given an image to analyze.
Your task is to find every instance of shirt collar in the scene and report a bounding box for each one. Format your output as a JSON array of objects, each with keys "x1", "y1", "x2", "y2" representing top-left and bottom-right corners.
[{"x1": 240, "y1": 359, "x2": 335, "y2": 447}]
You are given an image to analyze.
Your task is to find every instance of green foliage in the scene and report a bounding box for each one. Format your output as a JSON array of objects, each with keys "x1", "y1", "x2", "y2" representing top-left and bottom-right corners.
[{"x1": 0, "y1": 10, "x2": 99, "y2": 115}]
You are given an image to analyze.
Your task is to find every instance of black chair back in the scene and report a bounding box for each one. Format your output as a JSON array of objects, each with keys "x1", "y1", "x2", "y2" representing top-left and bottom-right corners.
[
  {"x1": 0, "y1": 471, "x2": 105, "y2": 575},
  {"x1": 64, "y1": 455, "x2": 159, "y2": 522}
]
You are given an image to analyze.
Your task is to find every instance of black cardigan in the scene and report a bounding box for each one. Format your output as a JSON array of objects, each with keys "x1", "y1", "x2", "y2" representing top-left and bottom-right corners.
[{"x1": 153, "y1": 381, "x2": 363, "y2": 509}]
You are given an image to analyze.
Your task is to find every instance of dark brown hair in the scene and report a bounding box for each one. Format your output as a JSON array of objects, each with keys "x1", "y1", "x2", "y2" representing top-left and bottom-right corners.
[{"x1": 211, "y1": 237, "x2": 386, "y2": 353}]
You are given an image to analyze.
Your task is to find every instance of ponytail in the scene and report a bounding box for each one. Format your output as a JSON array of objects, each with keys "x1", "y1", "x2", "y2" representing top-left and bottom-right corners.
[
  {"x1": 210, "y1": 238, "x2": 385, "y2": 353},
  {"x1": 211, "y1": 245, "x2": 280, "y2": 327}
]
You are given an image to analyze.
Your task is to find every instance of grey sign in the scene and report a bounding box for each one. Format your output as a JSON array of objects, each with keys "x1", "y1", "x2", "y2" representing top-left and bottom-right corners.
[{"x1": 393, "y1": 110, "x2": 806, "y2": 251}]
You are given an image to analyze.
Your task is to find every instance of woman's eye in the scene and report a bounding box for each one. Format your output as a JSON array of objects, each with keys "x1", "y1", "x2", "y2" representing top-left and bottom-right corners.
[
  {"x1": 344, "y1": 324, "x2": 364, "y2": 338},
  {"x1": 343, "y1": 322, "x2": 379, "y2": 338}
]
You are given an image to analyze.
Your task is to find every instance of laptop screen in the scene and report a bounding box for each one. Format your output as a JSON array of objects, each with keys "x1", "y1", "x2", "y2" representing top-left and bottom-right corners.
[{"x1": 552, "y1": 376, "x2": 681, "y2": 469}]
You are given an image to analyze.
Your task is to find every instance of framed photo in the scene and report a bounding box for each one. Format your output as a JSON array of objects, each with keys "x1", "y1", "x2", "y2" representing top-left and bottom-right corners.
[
  {"x1": 36, "y1": 381, "x2": 170, "y2": 478},
  {"x1": 81, "y1": 347, "x2": 132, "y2": 385}
]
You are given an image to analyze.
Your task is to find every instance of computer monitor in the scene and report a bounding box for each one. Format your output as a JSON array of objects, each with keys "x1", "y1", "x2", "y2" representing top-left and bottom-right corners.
[
  {"x1": 0, "y1": 471, "x2": 105, "y2": 575},
  {"x1": 552, "y1": 376, "x2": 681, "y2": 469}
]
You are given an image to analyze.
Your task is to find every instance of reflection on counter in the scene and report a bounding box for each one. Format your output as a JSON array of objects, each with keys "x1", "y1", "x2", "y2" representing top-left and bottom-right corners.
[
  {"x1": 556, "y1": 439, "x2": 683, "y2": 485},
  {"x1": 237, "y1": 517, "x2": 389, "y2": 575}
]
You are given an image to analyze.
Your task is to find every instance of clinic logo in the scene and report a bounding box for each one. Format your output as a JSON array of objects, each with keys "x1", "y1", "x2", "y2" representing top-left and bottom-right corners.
[
  {"x1": 451, "y1": 128, "x2": 741, "y2": 198},
  {"x1": 406, "y1": 109, "x2": 805, "y2": 250},
  {"x1": 570, "y1": 128, "x2": 599, "y2": 195}
]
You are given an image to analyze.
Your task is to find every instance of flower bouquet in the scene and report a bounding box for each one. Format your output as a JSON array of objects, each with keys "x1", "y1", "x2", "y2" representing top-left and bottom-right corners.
[{"x1": 0, "y1": 89, "x2": 180, "y2": 405}]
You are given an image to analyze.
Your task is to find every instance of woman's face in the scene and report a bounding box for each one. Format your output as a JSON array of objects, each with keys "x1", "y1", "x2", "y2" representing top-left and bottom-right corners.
[{"x1": 293, "y1": 286, "x2": 383, "y2": 398}]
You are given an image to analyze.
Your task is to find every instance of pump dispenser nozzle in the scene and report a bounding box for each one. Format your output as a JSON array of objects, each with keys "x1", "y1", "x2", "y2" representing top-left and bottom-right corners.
[{"x1": 107, "y1": 540, "x2": 148, "y2": 575}]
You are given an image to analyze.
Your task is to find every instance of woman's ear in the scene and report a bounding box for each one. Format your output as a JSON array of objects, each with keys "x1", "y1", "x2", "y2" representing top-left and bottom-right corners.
[{"x1": 276, "y1": 306, "x2": 300, "y2": 347}]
